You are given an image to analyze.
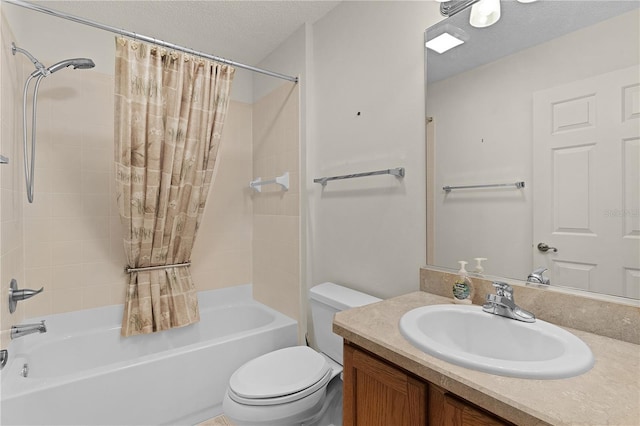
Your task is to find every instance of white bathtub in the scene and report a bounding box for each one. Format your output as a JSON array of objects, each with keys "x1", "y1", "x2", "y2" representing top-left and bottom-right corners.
[{"x1": 0, "y1": 285, "x2": 298, "y2": 425}]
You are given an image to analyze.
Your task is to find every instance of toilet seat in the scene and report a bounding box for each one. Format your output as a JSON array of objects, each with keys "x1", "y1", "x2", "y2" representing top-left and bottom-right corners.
[
  {"x1": 228, "y1": 346, "x2": 331, "y2": 406},
  {"x1": 229, "y1": 368, "x2": 333, "y2": 406}
]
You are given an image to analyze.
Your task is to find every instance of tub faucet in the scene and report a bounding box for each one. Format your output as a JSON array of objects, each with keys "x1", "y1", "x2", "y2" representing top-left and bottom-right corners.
[
  {"x1": 482, "y1": 282, "x2": 535, "y2": 323},
  {"x1": 527, "y1": 267, "x2": 550, "y2": 285},
  {"x1": 11, "y1": 320, "x2": 46, "y2": 340}
]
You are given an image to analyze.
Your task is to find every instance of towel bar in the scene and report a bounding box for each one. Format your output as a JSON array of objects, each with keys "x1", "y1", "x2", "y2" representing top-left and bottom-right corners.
[{"x1": 314, "y1": 167, "x2": 405, "y2": 186}]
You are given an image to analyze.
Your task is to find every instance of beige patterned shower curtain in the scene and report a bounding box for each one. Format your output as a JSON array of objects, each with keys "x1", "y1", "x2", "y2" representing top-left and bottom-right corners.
[{"x1": 114, "y1": 38, "x2": 234, "y2": 336}]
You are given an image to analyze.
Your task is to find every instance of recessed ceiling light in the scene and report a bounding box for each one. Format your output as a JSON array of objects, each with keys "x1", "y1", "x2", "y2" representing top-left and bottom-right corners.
[{"x1": 425, "y1": 32, "x2": 465, "y2": 54}]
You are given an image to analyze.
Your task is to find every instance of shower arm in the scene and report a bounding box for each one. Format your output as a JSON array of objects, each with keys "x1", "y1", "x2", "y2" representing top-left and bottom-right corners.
[{"x1": 11, "y1": 42, "x2": 49, "y2": 76}]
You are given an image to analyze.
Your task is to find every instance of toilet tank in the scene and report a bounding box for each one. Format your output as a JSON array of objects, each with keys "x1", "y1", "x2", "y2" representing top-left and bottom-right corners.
[{"x1": 309, "y1": 282, "x2": 381, "y2": 365}]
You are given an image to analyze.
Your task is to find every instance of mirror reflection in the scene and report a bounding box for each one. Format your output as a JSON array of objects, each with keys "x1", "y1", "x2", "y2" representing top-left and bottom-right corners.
[{"x1": 426, "y1": 1, "x2": 640, "y2": 299}]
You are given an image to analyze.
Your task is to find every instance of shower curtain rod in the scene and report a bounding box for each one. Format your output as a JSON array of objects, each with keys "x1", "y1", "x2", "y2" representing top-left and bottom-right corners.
[{"x1": 3, "y1": 0, "x2": 299, "y2": 83}]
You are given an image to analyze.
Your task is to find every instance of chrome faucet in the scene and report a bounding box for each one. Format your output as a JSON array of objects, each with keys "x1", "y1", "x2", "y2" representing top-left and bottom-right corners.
[
  {"x1": 482, "y1": 282, "x2": 535, "y2": 323},
  {"x1": 11, "y1": 320, "x2": 47, "y2": 340},
  {"x1": 527, "y1": 267, "x2": 550, "y2": 285}
]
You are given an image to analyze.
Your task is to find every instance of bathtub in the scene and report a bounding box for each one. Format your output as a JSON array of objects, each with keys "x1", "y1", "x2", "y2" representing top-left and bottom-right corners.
[{"x1": 0, "y1": 284, "x2": 298, "y2": 425}]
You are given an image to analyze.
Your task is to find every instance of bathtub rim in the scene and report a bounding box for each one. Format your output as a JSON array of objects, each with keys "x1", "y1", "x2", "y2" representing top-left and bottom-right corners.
[{"x1": 0, "y1": 284, "x2": 298, "y2": 400}]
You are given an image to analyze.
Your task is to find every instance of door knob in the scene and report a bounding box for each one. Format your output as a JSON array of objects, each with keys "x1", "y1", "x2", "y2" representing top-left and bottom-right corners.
[{"x1": 537, "y1": 243, "x2": 558, "y2": 253}]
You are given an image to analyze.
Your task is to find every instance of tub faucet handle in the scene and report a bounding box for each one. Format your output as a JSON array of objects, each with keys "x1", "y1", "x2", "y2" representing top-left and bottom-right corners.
[
  {"x1": 8, "y1": 279, "x2": 44, "y2": 314},
  {"x1": 12, "y1": 287, "x2": 43, "y2": 300}
]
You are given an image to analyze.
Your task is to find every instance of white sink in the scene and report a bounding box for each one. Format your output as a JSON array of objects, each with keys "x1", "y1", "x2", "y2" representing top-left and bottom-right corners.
[{"x1": 399, "y1": 304, "x2": 594, "y2": 379}]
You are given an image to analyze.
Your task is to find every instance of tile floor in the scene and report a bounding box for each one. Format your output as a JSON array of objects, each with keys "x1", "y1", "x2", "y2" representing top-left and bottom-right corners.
[{"x1": 197, "y1": 414, "x2": 235, "y2": 426}]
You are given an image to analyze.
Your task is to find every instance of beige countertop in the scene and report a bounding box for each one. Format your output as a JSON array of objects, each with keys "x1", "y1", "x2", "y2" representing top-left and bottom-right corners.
[{"x1": 333, "y1": 291, "x2": 640, "y2": 426}]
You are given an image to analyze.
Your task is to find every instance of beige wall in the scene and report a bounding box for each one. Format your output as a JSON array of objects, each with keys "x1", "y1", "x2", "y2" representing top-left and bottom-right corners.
[
  {"x1": 252, "y1": 82, "x2": 300, "y2": 324},
  {"x1": 309, "y1": 1, "x2": 440, "y2": 300}
]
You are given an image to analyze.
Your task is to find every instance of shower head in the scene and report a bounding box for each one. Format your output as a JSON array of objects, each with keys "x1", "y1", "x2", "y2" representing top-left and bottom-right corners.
[
  {"x1": 13, "y1": 43, "x2": 95, "y2": 77},
  {"x1": 47, "y1": 58, "x2": 95, "y2": 74}
]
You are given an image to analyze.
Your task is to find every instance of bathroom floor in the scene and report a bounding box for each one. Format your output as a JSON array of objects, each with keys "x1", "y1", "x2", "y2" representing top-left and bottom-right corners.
[{"x1": 198, "y1": 414, "x2": 235, "y2": 426}]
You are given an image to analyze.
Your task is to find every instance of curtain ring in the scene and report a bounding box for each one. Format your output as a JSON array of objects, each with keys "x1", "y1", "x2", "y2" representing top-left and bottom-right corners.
[{"x1": 130, "y1": 32, "x2": 140, "y2": 51}]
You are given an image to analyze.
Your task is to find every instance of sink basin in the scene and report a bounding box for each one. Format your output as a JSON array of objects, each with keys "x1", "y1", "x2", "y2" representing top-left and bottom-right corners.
[{"x1": 399, "y1": 304, "x2": 594, "y2": 379}]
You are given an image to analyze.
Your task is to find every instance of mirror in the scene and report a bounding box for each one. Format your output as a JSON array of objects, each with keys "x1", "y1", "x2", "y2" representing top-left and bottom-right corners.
[{"x1": 426, "y1": 1, "x2": 640, "y2": 299}]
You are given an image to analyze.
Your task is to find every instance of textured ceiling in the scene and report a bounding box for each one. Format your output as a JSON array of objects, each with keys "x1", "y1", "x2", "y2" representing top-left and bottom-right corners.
[
  {"x1": 426, "y1": 0, "x2": 640, "y2": 83},
  {"x1": 29, "y1": 0, "x2": 341, "y2": 65}
]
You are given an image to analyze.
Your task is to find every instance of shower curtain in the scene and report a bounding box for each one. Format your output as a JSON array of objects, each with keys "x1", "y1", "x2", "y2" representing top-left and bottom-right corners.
[{"x1": 114, "y1": 38, "x2": 234, "y2": 336}]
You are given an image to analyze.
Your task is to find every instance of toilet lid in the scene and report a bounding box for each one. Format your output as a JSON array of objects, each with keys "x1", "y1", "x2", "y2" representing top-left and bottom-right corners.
[{"x1": 229, "y1": 346, "x2": 331, "y2": 402}]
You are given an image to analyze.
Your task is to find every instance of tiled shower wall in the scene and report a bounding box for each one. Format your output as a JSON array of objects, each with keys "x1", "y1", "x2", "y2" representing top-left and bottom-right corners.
[
  {"x1": 252, "y1": 82, "x2": 300, "y2": 324},
  {"x1": 20, "y1": 64, "x2": 122, "y2": 316},
  {"x1": 1, "y1": 12, "x2": 300, "y2": 347},
  {"x1": 1, "y1": 14, "x2": 25, "y2": 347},
  {"x1": 15, "y1": 72, "x2": 254, "y2": 318},
  {"x1": 0, "y1": 15, "x2": 256, "y2": 340},
  {"x1": 190, "y1": 101, "x2": 254, "y2": 291},
  {"x1": 8, "y1": 77, "x2": 254, "y2": 314}
]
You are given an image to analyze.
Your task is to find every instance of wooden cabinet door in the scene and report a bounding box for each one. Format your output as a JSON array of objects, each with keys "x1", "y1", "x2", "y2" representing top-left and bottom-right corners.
[
  {"x1": 343, "y1": 343, "x2": 427, "y2": 426},
  {"x1": 429, "y1": 385, "x2": 512, "y2": 426}
]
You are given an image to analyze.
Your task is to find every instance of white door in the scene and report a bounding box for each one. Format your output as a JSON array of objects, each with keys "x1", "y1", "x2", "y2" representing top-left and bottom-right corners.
[{"x1": 532, "y1": 65, "x2": 640, "y2": 298}]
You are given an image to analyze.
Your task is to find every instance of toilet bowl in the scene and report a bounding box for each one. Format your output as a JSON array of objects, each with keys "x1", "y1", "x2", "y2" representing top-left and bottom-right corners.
[
  {"x1": 222, "y1": 283, "x2": 380, "y2": 426},
  {"x1": 223, "y1": 346, "x2": 342, "y2": 426}
]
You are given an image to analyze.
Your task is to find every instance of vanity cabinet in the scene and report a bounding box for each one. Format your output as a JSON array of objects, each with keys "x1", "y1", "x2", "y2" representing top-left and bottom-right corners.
[
  {"x1": 342, "y1": 341, "x2": 427, "y2": 425},
  {"x1": 429, "y1": 385, "x2": 510, "y2": 426},
  {"x1": 343, "y1": 343, "x2": 513, "y2": 426}
]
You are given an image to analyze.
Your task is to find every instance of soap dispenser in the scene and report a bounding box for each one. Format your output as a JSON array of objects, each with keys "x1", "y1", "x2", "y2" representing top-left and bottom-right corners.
[
  {"x1": 474, "y1": 257, "x2": 487, "y2": 275},
  {"x1": 452, "y1": 261, "x2": 474, "y2": 304}
]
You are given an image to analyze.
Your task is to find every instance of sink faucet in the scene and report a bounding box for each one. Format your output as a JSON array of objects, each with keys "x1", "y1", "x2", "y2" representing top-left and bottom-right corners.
[
  {"x1": 527, "y1": 267, "x2": 550, "y2": 285},
  {"x1": 11, "y1": 320, "x2": 47, "y2": 340},
  {"x1": 483, "y1": 282, "x2": 535, "y2": 323}
]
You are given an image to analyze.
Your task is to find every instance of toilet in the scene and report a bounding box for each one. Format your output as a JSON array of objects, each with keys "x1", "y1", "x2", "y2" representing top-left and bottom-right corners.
[{"x1": 222, "y1": 282, "x2": 381, "y2": 426}]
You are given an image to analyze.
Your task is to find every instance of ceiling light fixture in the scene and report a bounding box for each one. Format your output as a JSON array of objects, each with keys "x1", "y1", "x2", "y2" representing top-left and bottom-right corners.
[
  {"x1": 470, "y1": 0, "x2": 501, "y2": 28},
  {"x1": 440, "y1": 0, "x2": 523, "y2": 29}
]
